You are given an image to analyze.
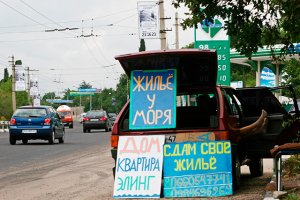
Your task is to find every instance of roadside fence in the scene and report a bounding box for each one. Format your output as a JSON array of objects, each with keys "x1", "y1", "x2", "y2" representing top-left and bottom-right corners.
[{"x1": 0, "y1": 121, "x2": 9, "y2": 133}]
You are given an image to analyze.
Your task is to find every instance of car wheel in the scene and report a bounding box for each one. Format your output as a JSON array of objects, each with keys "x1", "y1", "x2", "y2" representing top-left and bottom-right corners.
[
  {"x1": 69, "y1": 123, "x2": 73, "y2": 129},
  {"x1": 249, "y1": 158, "x2": 263, "y2": 177},
  {"x1": 105, "y1": 127, "x2": 109, "y2": 132},
  {"x1": 83, "y1": 127, "x2": 87, "y2": 133},
  {"x1": 59, "y1": 130, "x2": 65, "y2": 144},
  {"x1": 88, "y1": 129, "x2": 91, "y2": 133},
  {"x1": 22, "y1": 139, "x2": 28, "y2": 144},
  {"x1": 9, "y1": 135, "x2": 16, "y2": 145},
  {"x1": 48, "y1": 130, "x2": 55, "y2": 144},
  {"x1": 232, "y1": 149, "x2": 241, "y2": 191}
]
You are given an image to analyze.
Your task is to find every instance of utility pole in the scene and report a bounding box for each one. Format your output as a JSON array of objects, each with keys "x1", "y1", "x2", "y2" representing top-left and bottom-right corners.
[
  {"x1": 159, "y1": 1, "x2": 167, "y2": 50},
  {"x1": 25, "y1": 67, "x2": 31, "y2": 104},
  {"x1": 10, "y1": 56, "x2": 16, "y2": 112},
  {"x1": 175, "y1": 12, "x2": 179, "y2": 49}
]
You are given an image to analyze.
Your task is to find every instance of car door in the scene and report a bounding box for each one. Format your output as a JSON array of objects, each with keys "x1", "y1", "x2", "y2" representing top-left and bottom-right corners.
[
  {"x1": 236, "y1": 87, "x2": 293, "y2": 158},
  {"x1": 50, "y1": 107, "x2": 64, "y2": 135}
]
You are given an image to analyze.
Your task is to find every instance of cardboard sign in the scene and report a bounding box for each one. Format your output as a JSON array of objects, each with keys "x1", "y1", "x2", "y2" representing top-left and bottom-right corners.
[
  {"x1": 113, "y1": 135, "x2": 165, "y2": 198},
  {"x1": 129, "y1": 69, "x2": 177, "y2": 130},
  {"x1": 175, "y1": 132, "x2": 215, "y2": 142},
  {"x1": 163, "y1": 141, "x2": 233, "y2": 197}
]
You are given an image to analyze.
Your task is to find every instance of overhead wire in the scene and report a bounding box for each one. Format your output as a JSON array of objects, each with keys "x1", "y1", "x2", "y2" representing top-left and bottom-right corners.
[
  {"x1": 0, "y1": 0, "x2": 52, "y2": 29},
  {"x1": 0, "y1": 2, "x2": 138, "y2": 92},
  {"x1": 18, "y1": 0, "x2": 64, "y2": 29},
  {"x1": 0, "y1": 7, "x2": 137, "y2": 30}
]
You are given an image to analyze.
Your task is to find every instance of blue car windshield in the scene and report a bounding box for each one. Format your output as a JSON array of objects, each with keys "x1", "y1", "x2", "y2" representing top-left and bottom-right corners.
[{"x1": 14, "y1": 108, "x2": 47, "y2": 117}]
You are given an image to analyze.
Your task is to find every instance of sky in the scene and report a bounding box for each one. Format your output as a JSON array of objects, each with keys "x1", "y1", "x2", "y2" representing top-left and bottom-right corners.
[{"x1": 0, "y1": 0, "x2": 194, "y2": 97}]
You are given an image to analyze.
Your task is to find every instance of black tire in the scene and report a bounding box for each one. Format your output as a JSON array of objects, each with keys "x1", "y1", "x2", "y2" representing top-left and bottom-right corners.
[
  {"x1": 69, "y1": 123, "x2": 73, "y2": 129},
  {"x1": 22, "y1": 139, "x2": 28, "y2": 144},
  {"x1": 9, "y1": 135, "x2": 16, "y2": 145},
  {"x1": 232, "y1": 149, "x2": 241, "y2": 191},
  {"x1": 88, "y1": 129, "x2": 91, "y2": 133},
  {"x1": 249, "y1": 158, "x2": 263, "y2": 177},
  {"x1": 59, "y1": 130, "x2": 65, "y2": 144},
  {"x1": 48, "y1": 130, "x2": 55, "y2": 144},
  {"x1": 83, "y1": 127, "x2": 87, "y2": 133}
]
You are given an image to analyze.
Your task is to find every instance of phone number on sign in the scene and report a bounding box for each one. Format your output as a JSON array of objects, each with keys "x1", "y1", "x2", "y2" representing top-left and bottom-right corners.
[
  {"x1": 141, "y1": 32, "x2": 157, "y2": 37},
  {"x1": 166, "y1": 184, "x2": 232, "y2": 197}
]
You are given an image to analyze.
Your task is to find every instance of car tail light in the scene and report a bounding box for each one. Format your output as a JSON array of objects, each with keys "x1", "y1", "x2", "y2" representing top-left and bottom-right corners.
[
  {"x1": 83, "y1": 117, "x2": 89, "y2": 121},
  {"x1": 100, "y1": 117, "x2": 107, "y2": 121},
  {"x1": 111, "y1": 135, "x2": 119, "y2": 148},
  {"x1": 44, "y1": 118, "x2": 51, "y2": 125},
  {"x1": 10, "y1": 118, "x2": 16, "y2": 125},
  {"x1": 213, "y1": 131, "x2": 230, "y2": 140}
]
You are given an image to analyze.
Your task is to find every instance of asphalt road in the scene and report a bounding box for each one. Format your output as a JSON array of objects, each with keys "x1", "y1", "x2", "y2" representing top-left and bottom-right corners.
[
  {"x1": 0, "y1": 122, "x2": 275, "y2": 199},
  {"x1": 0, "y1": 122, "x2": 111, "y2": 172}
]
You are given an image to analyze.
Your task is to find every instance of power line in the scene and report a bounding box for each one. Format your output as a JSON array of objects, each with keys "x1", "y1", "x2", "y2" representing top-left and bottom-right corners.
[
  {"x1": 0, "y1": 8, "x2": 137, "y2": 29},
  {"x1": 0, "y1": 36, "x2": 75, "y2": 43},
  {"x1": 0, "y1": 0, "x2": 51, "y2": 29},
  {"x1": 18, "y1": 0, "x2": 64, "y2": 29},
  {"x1": 0, "y1": 30, "x2": 44, "y2": 35}
]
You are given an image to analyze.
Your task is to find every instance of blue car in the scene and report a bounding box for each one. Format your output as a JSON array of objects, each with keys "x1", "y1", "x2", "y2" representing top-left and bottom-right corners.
[{"x1": 9, "y1": 105, "x2": 65, "y2": 145}]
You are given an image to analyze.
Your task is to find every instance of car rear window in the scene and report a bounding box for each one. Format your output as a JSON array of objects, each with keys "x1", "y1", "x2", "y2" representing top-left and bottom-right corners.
[
  {"x1": 237, "y1": 88, "x2": 286, "y2": 117},
  {"x1": 86, "y1": 111, "x2": 105, "y2": 117},
  {"x1": 13, "y1": 108, "x2": 47, "y2": 117},
  {"x1": 57, "y1": 111, "x2": 72, "y2": 116}
]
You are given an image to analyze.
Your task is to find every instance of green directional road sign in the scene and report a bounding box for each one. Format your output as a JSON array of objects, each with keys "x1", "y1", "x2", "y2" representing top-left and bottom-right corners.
[{"x1": 69, "y1": 92, "x2": 95, "y2": 96}]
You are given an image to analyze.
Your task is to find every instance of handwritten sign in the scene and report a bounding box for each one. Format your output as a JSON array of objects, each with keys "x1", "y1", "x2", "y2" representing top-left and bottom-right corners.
[
  {"x1": 113, "y1": 135, "x2": 165, "y2": 198},
  {"x1": 163, "y1": 141, "x2": 232, "y2": 197},
  {"x1": 129, "y1": 69, "x2": 177, "y2": 130}
]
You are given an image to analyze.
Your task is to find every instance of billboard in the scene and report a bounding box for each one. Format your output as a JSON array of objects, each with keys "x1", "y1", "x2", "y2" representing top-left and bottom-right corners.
[
  {"x1": 138, "y1": 1, "x2": 159, "y2": 39},
  {"x1": 15, "y1": 65, "x2": 26, "y2": 91},
  {"x1": 260, "y1": 67, "x2": 275, "y2": 87}
]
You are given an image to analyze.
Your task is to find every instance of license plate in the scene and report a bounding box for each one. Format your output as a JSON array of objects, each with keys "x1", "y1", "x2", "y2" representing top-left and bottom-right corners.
[
  {"x1": 165, "y1": 135, "x2": 176, "y2": 143},
  {"x1": 90, "y1": 119, "x2": 99, "y2": 121},
  {"x1": 22, "y1": 130, "x2": 37, "y2": 133}
]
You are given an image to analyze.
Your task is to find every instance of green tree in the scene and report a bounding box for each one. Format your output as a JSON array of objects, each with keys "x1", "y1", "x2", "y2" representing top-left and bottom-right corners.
[
  {"x1": 3, "y1": 68, "x2": 9, "y2": 82},
  {"x1": 139, "y1": 39, "x2": 146, "y2": 52},
  {"x1": 173, "y1": 0, "x2": 300, "y2": 57},
  {"x1": 0, "y1": 77, "x2": 29, "y2": 119},
  {"x1": 40, "y1": 92, "x2": 56, "y2": 106},
  {"x1": 79, "y1": 81, "x2": 92, "y2": 89},
  {"x1": 281, "y1": 58, "x2": 300, "y2": 98},
  {"x1": 184, "y1": 43, "x2": 194, "y2": 48},
  {"x1": 231, "y1": 64, "x2": 256, "y2": 87},
  {"x1": 115, "y1": 74, "x2": 129, "y2": 113}
]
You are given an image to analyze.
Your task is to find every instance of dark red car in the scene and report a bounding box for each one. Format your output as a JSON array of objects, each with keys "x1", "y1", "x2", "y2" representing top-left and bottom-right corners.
[{"x1": 110, "y1": 49, "x2": 299, "y2": 190}]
